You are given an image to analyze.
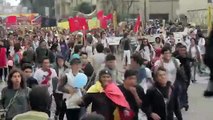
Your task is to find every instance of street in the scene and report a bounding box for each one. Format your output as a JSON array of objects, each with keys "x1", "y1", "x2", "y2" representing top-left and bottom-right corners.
[{"x1": 182, "y1": 76, "x2": 213, "y2": 120}]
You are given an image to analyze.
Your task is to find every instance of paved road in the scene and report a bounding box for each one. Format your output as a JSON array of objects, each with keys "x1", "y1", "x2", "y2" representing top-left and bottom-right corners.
[{"x1": 182, "y1": 75, "x2": 213, "y2": 120}]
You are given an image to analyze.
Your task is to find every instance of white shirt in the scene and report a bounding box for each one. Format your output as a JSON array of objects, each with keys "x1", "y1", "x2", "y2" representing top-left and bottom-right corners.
[
  {"x1": 136, "y1": 45, "x2": 155, "y2": 61},
  {"x1": 84, "y1": 46, "x2": 93, "y2": 56},
  {"x1": 101, "y1": 38, "x2": 109, "y2": 48},
  {"x1": 188, "y1": 46, "x2": 201, "y2": 58},
  {"x1": 33, "y1": 68, "x2": 57, "y2": 94},
  {"x1": 198, "y1": 38, "x2": 205, "y2": 55},
  {"x1": 64, "y1": 71, "x2": 82, "y2": 109},
  {"x1": 155, "y1": 59, "x2": 180, "y2": 84},
  {"x1": 92, "y1": 53, "x2": 106, "y2": 73}
]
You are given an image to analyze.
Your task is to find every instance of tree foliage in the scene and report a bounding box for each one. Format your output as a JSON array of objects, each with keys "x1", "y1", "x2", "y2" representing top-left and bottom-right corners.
[
  {"x1": 20, "y1": 0, "x2": 55, "y2": 17},
  {"x1": 76, "y1": 2, "x2": 93, "y2": 14}
]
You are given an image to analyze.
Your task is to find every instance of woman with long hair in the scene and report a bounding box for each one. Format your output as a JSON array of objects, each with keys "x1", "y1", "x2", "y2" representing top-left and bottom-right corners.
[
  {"x1": 1, "y1": 69, "x2": 30, "y2": 120},
  {"x1": 136, "y1": 38, "x2": 155, "y2": 62},
  {"x1": 188, "y1": 38, "x2": 202, "y2": 83}
]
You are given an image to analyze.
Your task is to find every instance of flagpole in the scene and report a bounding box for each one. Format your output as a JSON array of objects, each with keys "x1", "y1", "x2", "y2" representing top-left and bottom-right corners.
[{"x1": 208, "y1": 3, "x2": 212, "y2": 36}]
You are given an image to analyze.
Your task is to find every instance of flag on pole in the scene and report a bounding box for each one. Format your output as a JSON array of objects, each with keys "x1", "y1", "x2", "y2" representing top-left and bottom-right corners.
[
  {"x1": 97, "y1": 10, "x2": 104, "y2": 19},
  {"x1": 113, "y1": 11, "x2": 118, "y2": 30},
  {"x1": 208, "y1": 5, "x2": 212, "y2": 35},
  {"x1": 6, "y1": 16, "x2": 17, "y2": 24},
  {"x1": 88, "y1": 17, "x2": 100, "y2": 30},
  {"x1": 69, "y1": 17, "x2": 88, "y2": 32},
  {"x1": 57, "y1": 21, "x2": 69, "y2": 29},
  {"x1": 134, "y1": 15, "x2": 141, "y2": 33}
]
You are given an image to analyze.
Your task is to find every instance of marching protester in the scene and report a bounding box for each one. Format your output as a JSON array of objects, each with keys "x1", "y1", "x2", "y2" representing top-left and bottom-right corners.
[
  {"x1": 136, "y1": 38, "x2": 155, "y2": 63},
  {"x1": 120, "y1": 32, "x2": 132, "y2": 68},
  {"x1": 58, "y1": 58, "x2": 83, "y2": 120},
  {"x1": 119, "y1": 69, "x2": 146, "y2": 120},
  {"x1": 1, "y1": 69, "x2": 30, "y2": 120},
  {"x1": 188, "y1": 38, "x2": 202, "y2": 82},
  {"x1": 154, "y1": 46, "x2": 181, "y2": 85},
  {"x1": 92, "y1": 43, "x2": 106, "y2": 73},
  {"x1": 175, "y1": 45, "x2": 194, "y2": 111},
  {"x1": 52, "y1": 55, "x2": 69, "y2": 120},
  {"x1": 21, "y1": 63, "x2": 38, "y2": 88},
  {"x1": 82, "y1": 69, "x2": 133, "y2": 120},
  {"x1": 97, "y1": 54, "x2": 123, "y2": 85},
  {"x1": 144, "y1": 67, "x2": 183, "y2": 120},
  {"x1": 33, "y1": 57, "x2": 58, "y2": 119},
  {"x1": 13, "y1": 86, "x2": 50, "y2": 120},
  {"x1": 130, "y1": 53, "x2": 153, "y2": 91}
]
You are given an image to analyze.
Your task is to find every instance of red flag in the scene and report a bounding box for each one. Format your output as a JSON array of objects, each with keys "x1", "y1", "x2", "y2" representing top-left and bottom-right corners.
[
  {"x1": 100, "y1": 16, "x2": 108, "y2": 29},
  {"x1": 106, "y1": 13, "x2": 113, "y2": 21},
  {"x1": 0, "y1": 48, "x2": 7, "y2": 68},
  {"x1": 6, "y1": 16, "x2": 17, "y2": 24},
  {"x1": 77, "y1": 17, "x2": 88, "y2": 30},
  {"x1": 69, "y1": 17, "x2": 88, "y2": 32},
  {"x1": 134, "y1": 15, "x2": 141, "y2": 33},
  {"x1": 97, "y1": 10, "x2": 104, "y2": 19},
  {"x1": 69, "y1": 17, "x2": 80, "y2": 32}
]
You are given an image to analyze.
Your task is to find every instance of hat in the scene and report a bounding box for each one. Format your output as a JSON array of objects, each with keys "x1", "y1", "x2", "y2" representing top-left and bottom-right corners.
[
  {"x1": 70, "y1": 58, "x2": 81, "y2": 65},
  {"x1": 99, "y1": 69, "x2": 112, "y2": 78}
]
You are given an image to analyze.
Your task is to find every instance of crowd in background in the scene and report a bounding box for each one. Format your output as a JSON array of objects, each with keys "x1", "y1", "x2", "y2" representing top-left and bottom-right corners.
[{"x1": 0, "y1": 22, "x2": 208, "y2": 120}]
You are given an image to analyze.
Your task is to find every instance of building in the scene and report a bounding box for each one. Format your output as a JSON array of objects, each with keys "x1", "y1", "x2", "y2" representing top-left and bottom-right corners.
[{"x1": 177, "y1": 0, "x2": 209, "y2": 26}]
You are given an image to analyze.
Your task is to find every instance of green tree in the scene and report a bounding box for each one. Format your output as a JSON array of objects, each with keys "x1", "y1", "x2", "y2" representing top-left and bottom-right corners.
[
  {"x1": 77, "y1": 2, "x2": 93, "y2": 14},
  {"x1": 20, "y1": 0, "x2": 55, "y2": 17}
]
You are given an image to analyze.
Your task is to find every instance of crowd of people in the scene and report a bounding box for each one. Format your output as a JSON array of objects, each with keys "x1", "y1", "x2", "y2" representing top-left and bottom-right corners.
[{"x1": 0, "y1": 24, "x2": 208, "y2": 120}]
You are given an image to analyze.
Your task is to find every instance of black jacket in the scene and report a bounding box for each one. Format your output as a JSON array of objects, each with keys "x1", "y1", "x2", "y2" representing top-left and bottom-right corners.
[
  {"x1": 144, "y1": 82, "x2": 183, "y2": 120},
  {"x1": 176, "y1": 55, "x2": 194, "y2": 83}
]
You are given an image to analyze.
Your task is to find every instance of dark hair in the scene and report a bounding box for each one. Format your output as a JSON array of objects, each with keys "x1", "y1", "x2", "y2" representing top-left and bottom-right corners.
[
  {"x1": 175, "y1": 43, "x2": 183, "y2": 49},
  {"x1": 80, "y1": 113, "x2": 105, "y2": 120},
  {"x1": 41, "y1": 56, "x2": 49, "y2": 63},
  {"x1": 139, "y1": 38, "x2": 152, "y2": 51},
  {"x1": 154, "y1": 66, "x2": 167, "y2": 78},
  {"x1": 14, "y1": 43, "x2": 21, "y2": 52},
  {"x1": 80, "y1": 52, "x2": 88, "y2": 56},
  {"x1": 74, "y1": 45, "x2": 82, "y2": 54},
  {"x1": 131, "y1": 53, "x2": 144, "y2": 66},
  {"x1": 105, "y1": 54, "x2": 116, "y2": 61},
  {"x1": 21, "y1": 63, "x2": 33, "y2": 71},
  {"x1": 123, "y1": 32, "x2": 128, "y2": 38},
  {"x1": 104, "y1": 48, "x2": 111, "y2": 54},
  {"x1": 96, "y1": 43, "x2": 104, "y2": 53},
  {"x1": 100, "y1": 31, "x2": 106, "y2": 39},
  {"x1": 124, "y1": 69, "x2": 138, "y2": 79},
  {"x1": 7, "y1": 69, "x2": 26, "y2": 89},
  {"x1": 39, "y1": 40, "x2": 46, "y2": 46},
  {"x1": 161, "y1": 46, "x2": 172, "y2": 54},
  {"x1": 29, "y1": 86, "x2": 51, "y2": 112},
  {"x1": 70, "y1": 58, "x2": 81, "y2": 65}
]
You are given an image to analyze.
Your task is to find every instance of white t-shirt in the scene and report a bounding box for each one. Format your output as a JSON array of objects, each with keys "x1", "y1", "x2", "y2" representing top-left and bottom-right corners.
[
  {"x1": 84, "y1": 46, "x2": 93, "y2": 57},
  {"x1": 136, "y1": 45, "x2": 155, "y2": 61},
  {"x1": 92, "y1": 53, "x2": 106, "y2": 73},
  {"x1": 188, "y1": 46, "x2": 201, "y2": 58},
  {"x1": 198, "y1": 38, "x2": 205, "y2": 55},
  {"x1": 33, "y1": 68, "x2": 57, "y2": 94},
  {"x1": 101, "y1": 38, "x2": 109, "y2": 48},
  {"x1": 155, "y1": 59, "x2": 180, "y2": 84}
]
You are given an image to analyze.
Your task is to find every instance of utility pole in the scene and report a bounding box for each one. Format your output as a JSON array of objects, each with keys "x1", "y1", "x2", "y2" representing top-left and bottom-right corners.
[
  {"x1": 171, "y1": 0, "x2": 174, "y2": 21},
  {"x1": 144, "y1": 0, "x2": 147, "y2": 29}
]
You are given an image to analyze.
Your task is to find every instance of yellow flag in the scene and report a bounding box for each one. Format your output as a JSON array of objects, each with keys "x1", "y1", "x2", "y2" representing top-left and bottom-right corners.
[
  {"x1": 88, "y1": 17, "x2": 100, "y2": 30},
  {"x1": 208, "y1": 5, "x2": 212, "y2": 35},
  {"x1": 113, "y1": 11, "x2": 118, "y2": 30},
  {"x1": 57, "y1": 21, "x2": 69, "y2": 29}
]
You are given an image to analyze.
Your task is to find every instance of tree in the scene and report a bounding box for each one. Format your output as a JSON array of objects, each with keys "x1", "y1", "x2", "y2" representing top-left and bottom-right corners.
[
  {"x1": 20, "y1": 0, "x2": 55, "y2": 17},
  {"x1": 77, "y1": 2, "x2": 93, "y2": 14}
]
